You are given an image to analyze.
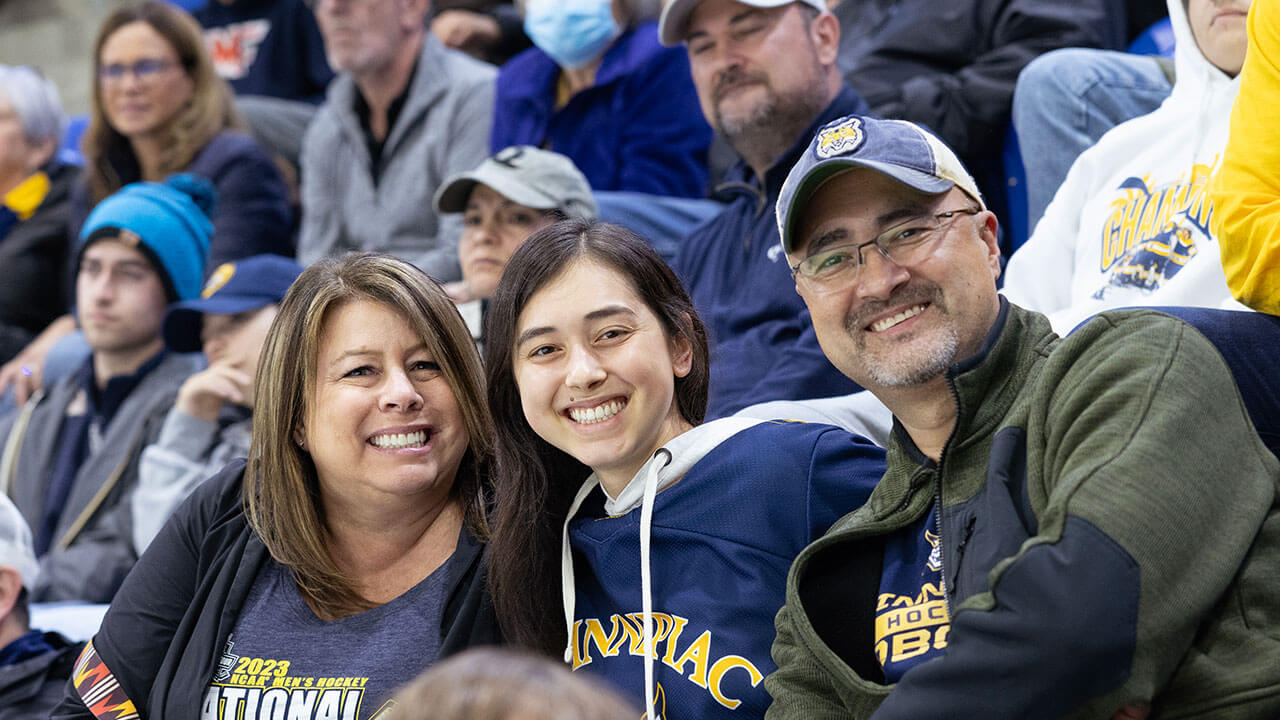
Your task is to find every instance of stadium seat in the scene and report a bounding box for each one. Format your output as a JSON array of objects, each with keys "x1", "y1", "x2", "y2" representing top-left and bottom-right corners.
[
  {"x1": 1128, "y1": 16, "x2": 1176, "y2": 58},
  {"x1": 1002, "y1": 125, "x2": 1029, "y2": 257}
]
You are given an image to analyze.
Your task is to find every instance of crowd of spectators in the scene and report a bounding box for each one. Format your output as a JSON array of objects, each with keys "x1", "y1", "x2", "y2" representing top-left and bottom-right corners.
[{"x1": 1, "y1": 0, "x2": 1277, "y2": 717}]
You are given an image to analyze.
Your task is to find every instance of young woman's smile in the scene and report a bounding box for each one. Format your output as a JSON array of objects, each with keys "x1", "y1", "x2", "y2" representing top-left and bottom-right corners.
[{"x1": 513, "y1": 259, "x2": 693, "y2": 494}]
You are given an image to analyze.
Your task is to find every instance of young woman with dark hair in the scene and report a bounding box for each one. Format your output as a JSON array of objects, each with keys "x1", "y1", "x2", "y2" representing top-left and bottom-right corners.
[{"x1": 484, "y1": 219, "x2": 885, "y2": 719}]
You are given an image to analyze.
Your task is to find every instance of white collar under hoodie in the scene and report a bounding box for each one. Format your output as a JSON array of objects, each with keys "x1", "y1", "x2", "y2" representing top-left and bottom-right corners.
[
  {"x1": 1003, "y1": 0, "x2": 1252, "y2": 333},
  {"x1": 559, "y1": 416, "x2": 763, "y2": 720}
]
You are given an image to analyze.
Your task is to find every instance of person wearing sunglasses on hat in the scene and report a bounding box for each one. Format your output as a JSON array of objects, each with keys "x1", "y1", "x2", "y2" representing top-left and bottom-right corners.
[{"x1": 131, "y1": 254, "x2": 303, "y2": 555}]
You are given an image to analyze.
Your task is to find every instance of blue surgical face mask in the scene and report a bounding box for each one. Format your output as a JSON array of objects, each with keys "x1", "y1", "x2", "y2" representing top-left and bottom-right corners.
[{"x1": 523, "y1": 0, "x2": 621, "y2": 70}]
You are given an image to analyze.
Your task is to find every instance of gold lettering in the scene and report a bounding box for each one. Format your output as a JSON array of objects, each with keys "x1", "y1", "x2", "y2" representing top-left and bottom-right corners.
[
  {"x1": 875, "y1": 599, "x2": 948, "y2": 637},
  {"x1": 1152, "y1": 185, "x2": 1177, "y2": 234},
  {"x1": 1102, "y1": 206, "x2": 1126, "y2": 271},
  {"x1": 1117, "y1": 190, "x2": 1146, "y2": 264},
  {"x1": 671, "y1": 630, "x2": 713, "y2": 689},
  {"x1": 890, "y1": 629, "x2": 933, "y2": 662},
  {"x1": 707, "y1": 655, "x2": 764, "y2": 710},
  {"x1": 574, "y1": 618, "x2": 622, "y2": 670},
  {"x1": 1186, "y1": 163, "x2": 1213, "y2": 227},
  {"x1": 622, "y1": 613, "x2": 672, "y2": 658},
  {"x1": 661, "y1": 616, "x2": 690, "y2": 669},
  {"x1": 1134, "y1": 190, "x2": 1161, "y2": 241}
]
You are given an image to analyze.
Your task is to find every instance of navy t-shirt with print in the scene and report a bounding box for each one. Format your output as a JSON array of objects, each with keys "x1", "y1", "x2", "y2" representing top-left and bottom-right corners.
[
  {"x1": 875, "y1": 505, "x2": 951, "y2": 682},
  {"x1": 202, "y1": 557, "x2": 449, "y2": 720}
]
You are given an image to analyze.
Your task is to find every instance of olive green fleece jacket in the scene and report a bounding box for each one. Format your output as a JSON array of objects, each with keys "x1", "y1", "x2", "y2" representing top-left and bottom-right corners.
[{"x1": 766, "y1": 301, "x2": 1280, "y2": 719}]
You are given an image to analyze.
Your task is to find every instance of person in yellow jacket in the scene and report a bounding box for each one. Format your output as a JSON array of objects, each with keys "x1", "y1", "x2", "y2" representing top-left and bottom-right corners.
[{"x1": 1210, "y1": 0, "x2": 1280, "y2": 314}]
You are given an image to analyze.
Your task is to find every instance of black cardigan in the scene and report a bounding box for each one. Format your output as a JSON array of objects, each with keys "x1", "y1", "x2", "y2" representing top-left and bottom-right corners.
[{"x1": 51, "y1": 459, "x2": 502, "y2": 718}]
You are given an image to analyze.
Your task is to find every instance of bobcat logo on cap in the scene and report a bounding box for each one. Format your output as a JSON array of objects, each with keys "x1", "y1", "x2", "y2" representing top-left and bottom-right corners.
[
  {"x1": 816, "y1": 117, "x2": 865, "y2": 159},
  {"x1": 202, "y1": 262, "x2": 236, "y2": 299}
]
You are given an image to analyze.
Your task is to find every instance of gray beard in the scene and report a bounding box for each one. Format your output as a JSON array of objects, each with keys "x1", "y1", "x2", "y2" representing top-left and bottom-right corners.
[
  {"x1": 860, "y1": 324, "x2": 959, "y2": 387},
  {"x1": 844, "y1": 281, "x2": 959, "y2": 387}
]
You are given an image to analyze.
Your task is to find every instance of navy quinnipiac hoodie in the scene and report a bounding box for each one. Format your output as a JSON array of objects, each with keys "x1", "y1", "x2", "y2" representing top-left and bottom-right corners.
[{"x1": 562, "y1": 418, "x2": 886, "y2": 719}]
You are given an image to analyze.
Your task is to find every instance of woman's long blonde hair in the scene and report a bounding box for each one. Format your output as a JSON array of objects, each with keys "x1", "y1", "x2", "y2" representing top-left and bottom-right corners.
[
  {"x1": 83, "y1": 1, "x2": 244, "y2": 205},
  {"x1": 245, "y1": 253, "x2": 494, "y2": 621}
]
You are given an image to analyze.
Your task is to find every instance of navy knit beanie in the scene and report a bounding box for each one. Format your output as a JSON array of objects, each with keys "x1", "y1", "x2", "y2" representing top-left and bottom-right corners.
[{"x1": 78, "y1": 173, "x2": 216, "y2": 302}]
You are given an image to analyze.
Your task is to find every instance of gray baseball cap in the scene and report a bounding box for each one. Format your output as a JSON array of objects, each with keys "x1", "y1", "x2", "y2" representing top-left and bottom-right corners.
[
  {"x1": 776, "y1": 114, "x2": 985, "y2": 254},
  {"x1": 658, "y1": 0, "x2": 827, "y2": 46},
  {"x1": 434, "y1": 146, "x2": 598, "y2": 220},
  {"x1": 0, "y1": 494, "x2": 38, "y2": 590}
]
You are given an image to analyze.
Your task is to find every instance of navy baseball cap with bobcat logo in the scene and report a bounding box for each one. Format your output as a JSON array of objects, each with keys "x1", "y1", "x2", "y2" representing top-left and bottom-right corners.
[
  {"x1": 162, "y1": 254, "x2": 302, "y2": 353},
  {"x1": 776, "y1": 115, "x2": 985, "y2": 254}
]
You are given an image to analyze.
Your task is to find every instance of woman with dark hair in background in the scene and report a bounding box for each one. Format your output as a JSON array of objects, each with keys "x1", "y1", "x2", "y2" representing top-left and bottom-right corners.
[
  {"x1": 0, "y1": 0, "x2": 293, "y2": 406},
  {"x1": 53, "y1": 253, "x2": 500, "y2": 719},
  {"x1": 483, "y1": 219, "x2": 885, "y2": 719}
]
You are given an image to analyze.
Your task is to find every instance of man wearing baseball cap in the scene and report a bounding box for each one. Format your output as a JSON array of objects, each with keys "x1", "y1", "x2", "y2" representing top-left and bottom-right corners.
[
  {"x1": 435, "y1": 146, "x2": 597, "y2": 348},
  {"x1": 0, "y1": 494, "x2": 83, "y2": 718},
  {"x1": 0, "y1": 176, "x2": 209, "y2": 603},
  {"x1": 655, "y1": 0, "x2": 868, "y2": 418},
  {"x1": 765, "y1": 114, "x2": 1280, "y2": 717},
  {"x1": 131, "y1": 254, "x2": 303, "y2": 555}
]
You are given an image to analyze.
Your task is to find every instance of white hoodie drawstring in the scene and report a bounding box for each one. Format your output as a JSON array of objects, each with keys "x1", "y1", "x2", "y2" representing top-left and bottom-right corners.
[
  {"x1": 639, "y1": 448, "x2": 669, "y2": 720},
  {"x1": 559, "y1": 418, "x2": 764, "y2": 717},
  {"x1": 562, "y1": 478, "x2": 598, "y2": 664}
]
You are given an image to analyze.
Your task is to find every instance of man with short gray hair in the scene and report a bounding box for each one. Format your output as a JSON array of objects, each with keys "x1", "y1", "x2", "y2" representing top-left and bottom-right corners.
[{"x1": 299, "y1": 0, "x2": 495, "y2": 280}]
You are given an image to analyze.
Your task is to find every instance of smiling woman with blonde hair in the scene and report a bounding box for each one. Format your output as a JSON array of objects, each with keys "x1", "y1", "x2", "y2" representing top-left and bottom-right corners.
[{"x1": 53, "y1": 252, "x2": 501, "y2": 719}]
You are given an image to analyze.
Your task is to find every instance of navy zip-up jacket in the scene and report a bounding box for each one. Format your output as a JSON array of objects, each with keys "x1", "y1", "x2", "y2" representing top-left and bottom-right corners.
[{"x1": 674, "y1": 87, "x2": 869, "y2": 418}]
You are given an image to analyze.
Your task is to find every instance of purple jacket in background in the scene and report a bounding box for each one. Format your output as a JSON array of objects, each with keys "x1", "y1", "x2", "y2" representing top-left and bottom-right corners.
[{"x1": 491, "y1": 22, "x2": 712, "y2": 198}]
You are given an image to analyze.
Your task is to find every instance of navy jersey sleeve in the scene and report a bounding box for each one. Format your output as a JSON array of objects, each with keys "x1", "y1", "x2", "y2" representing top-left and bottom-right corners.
[{"x1": 804, "y1": 424, "x2": 886, "y2": 538}]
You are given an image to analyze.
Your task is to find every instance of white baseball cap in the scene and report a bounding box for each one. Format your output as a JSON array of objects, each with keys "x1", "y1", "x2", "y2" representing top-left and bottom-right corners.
[
  {"x1": 658, "y1": 0, "x2": 827, "y2": 46},
  {"x1": 0, "y1": 494, "x2": 38, "y2": 590},
  {"x1": 435, "y1": 146, "x2": 598, "y2": 220}
]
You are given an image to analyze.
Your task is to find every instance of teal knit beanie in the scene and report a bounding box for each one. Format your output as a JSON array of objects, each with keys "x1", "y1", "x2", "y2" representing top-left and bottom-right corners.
[{"x1": 78, "y1": 173, "x2": 216, "y2": 302}]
